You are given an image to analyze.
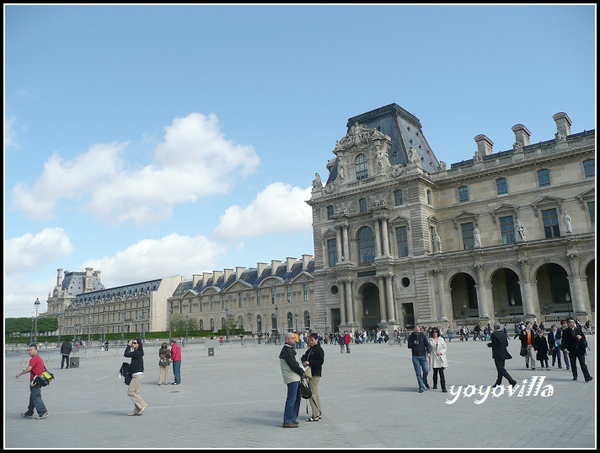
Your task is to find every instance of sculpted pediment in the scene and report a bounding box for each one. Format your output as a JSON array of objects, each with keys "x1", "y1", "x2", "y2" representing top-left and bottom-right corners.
[
  {"x1": 530, "y1": 196, "x2": 564, "y2": 216},
  {"x1": 258, "y1": 276, "x2": 285, "y2": 288},
  {"x1": 452, "y1": 211, "x2": 480, "y2": 229},
  {"x1": 291, "y1": 271, "x2": 315, "y2": 284},
  {"x1": 201, "y1": 286, "x2": 221, "y2": 296},
  {"x1": 490, "y1": 204, "x2": 520, "y2": 224},
  {"x1": 225, "y1": 280, "x2": 253, "y2": 292}
]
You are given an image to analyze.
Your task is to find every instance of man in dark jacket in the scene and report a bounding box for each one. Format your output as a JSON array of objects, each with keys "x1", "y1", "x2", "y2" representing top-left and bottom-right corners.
[
  {"x1": 562, "y1": 318, "x2": 593, "y2": 382},
  {"x1": 407, "y1": 325, "x2": 431, "y2": 393},
  {"x1": 279, "y1": 332, "x2": 304, "y2": 428},
  {"x1": 488, "y1": 323, "x2": 517, "y2": 387},
  {"x1": 301, "y1": 332, "x2": 325, "y2": 422},
  {"x1": 60, "y1": 339, "x2": 72, "y2": 369}
]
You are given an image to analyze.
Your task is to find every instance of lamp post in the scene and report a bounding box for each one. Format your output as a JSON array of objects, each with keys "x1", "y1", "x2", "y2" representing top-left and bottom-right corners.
[
  {"x1": 185, "y1": 314, "x2": 189, "y2": 344},
  {"x1": 141, "y1": 310, "x2": 146, "y2": 343},
  {"x1": 34, "y1": 298, "x2": 41, "y2": 343},
  {"x1": 274, "y1": 306, "x2": 278, "y2": 335},
  {"x1": 169, "y1": 307, "x2": 173, "y2": 341},
  {"x1": 295, "y1": 313, "x2": 298, "y2": 333},
  {"x1": 566, "y1": 293, "x2": 572, "y2": 318},
  {"x1": 30, "y1": 317, "x2": 35, "y2": 344},
  {"x1": 121, "y1": 311, "x2": 125, "y2": 343},
  {"x1": 78, "y1": 311, "x2": 83, "y2": 342},
  {"x1": 462, "y1": 302, "x2": 467, "y2": 329},
  {"x1": 57, "y1": 311, "x2": 62, "y2": 347},
  {"x1": 510, "y1": 296, "x2": 517, "y2": 330},
  {"x1": 88, "y1": 316, "x2": 92, "y2": 344},
  {"x1": 225, "y1": 308, "x2": 229, "y2": 341}
]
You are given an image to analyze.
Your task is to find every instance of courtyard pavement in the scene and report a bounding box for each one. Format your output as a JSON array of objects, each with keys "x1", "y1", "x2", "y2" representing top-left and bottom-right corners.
[{"x1": 4, "y1": 334, "x2": 596, "y2": 449}]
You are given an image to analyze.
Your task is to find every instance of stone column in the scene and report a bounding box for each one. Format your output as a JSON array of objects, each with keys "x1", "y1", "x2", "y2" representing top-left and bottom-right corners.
[
  {"x1": 373, "y1": 219, "x2": 382, "y2": 258},
  {"x1": 431, "y1": 269, "x2": 448, "y2": 321},
  {"x1": 342, "y1": 224, "x2": 350, "y2": 262},
  {"x1": 518, "y1": 258, "x2": 539, "y2": 320},
  {"x1": 344, "y1": 279, "x2": 355, "y2": 325},
  {"x1": 381, "y1": 217, "x2": 391, "y2": 256},
  {"x1": 567, "y1": 253, "x2": 587, "y2": 315},
  {"x1": 336, "y1": 226, "x2": 343, "y2": 263},
  {"x1": 377, "y1": 275, "x2": 387, "y2": 323},
  {"x1": 337, "y1": 279, "x2": 346, "y2": 325},
  {"x1": 385, "y1": 273, "x2": 396, "y2": 323},
  {"x1": 474, "y1": 264, "x2": 491, "y2": 319}
]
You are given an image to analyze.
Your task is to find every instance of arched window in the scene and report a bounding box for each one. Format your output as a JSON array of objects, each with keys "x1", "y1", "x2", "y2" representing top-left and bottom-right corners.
[
  {"x1": 271, "y1": 313, "x2": 277, "y2": 330},
  {"x1": 210, "y1": 318, "x2": 215, "y2": 331},
  {"x1": 355, "y1": 154, "x2": 368, "y2": 180},
  {"x1": 257, "y1": 314, "x2": 262, "y2": 332},
  {"x1": 199, "y1": 319, "x2": 204, "y2": 330},
  {"x1": 358, "y1": 226, "x2": 376, "y2": 263},
  {"x1": 238, "y1": 316, "x2": 243, "y2": 329},
  {"x1": 221, "y1": 317, "x2": 226, "y2": 329},
  {"x1": 303, "y1": 311, "x2": 310, "y2": 329},
  {"x1": 287, "y1": 312, "x2": 294, "y2": 331}
]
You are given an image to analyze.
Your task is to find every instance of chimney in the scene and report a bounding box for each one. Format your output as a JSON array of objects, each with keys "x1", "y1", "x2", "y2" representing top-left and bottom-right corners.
[
  {"x1": 85, "y1": 267, "x2": 94, "y2": 293},
  {"x1": 203, "y1": 272, "x2": 212, "y2": 285},
  {"x1": 257, "y1": 262, "x2": 268, "y2": 277},
  {"x1": 474, "y1": 134, "x2": 494, "y2": 156},
  {"x1": 223, "y1": 268, "x2": 233, "y2": 281},
  {"x1": 511, "y1": 124, "x2": 531, "y2": 148},
  {"x1": 271, "y1": 260, "x2": 282, "y2": 275},
  {"x1": 212, "y1": 270, "x2": 223, "y2": 283},
  {"x1": 57, "y1": 268, "x2": 63, "y2": 288},
  {"x1": 286, "y1": 257, "x2": 297, "y2": 274},
  {"x1": 302, "y1": 254, "x2": 313, "y2": 270},
  {"x1": 553, "y1": 112, "x2": 572, "y2": 137},
  {"x1": 236, "y1": 267, "x2": 246, "y2": 280},
  {"x1": 192, "y1": 274, "x2": 202, "y2": 286}
]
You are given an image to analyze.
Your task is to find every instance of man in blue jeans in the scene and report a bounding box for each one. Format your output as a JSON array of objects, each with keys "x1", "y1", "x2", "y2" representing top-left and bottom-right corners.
[
  {"x1": 279, "y1": 332, "x2": 304, "y2": 428},
  {"x1": 408, "y1": 325, "x2": 431, "y2": 393}
]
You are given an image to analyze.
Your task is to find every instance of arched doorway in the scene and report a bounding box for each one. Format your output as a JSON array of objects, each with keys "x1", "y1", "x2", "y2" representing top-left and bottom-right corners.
[
  {"x1": 586, "y1": 260, "x2": 595, "y2": 316},
  {"x1": 450, "y1": 273, "x2": 478, "y2": 323},
  {"x1": 536, "y1": 263, "x2": 570, "y2": 313},
  {"x1": 491, "y1": 268, "x2": 523, "y2": 318},
  {"x1": 361, "y1": 283, "x2": 380, "y2": 331}
]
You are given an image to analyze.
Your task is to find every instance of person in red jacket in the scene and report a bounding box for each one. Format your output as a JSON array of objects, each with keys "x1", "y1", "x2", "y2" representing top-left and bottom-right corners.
[
  {"x1": 169, "y1": 339, "x2": 182, "y2": 385},
  {"x1": 344, "y1": 331, "x2": 352, "y2": 353},
  {"x1": 16, "y1": 344, "x2": 48, "y2": 419}
]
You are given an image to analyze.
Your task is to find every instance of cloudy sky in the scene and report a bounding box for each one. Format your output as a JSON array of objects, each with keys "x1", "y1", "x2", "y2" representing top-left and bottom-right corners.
[{"x1": 4, "y1": 5, "x2": 595, "y2": 318}]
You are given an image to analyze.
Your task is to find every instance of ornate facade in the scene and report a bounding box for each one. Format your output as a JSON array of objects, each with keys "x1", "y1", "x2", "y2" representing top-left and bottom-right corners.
[{"x1": 308, "y1": 104, "x2": 595, "y2": 332}]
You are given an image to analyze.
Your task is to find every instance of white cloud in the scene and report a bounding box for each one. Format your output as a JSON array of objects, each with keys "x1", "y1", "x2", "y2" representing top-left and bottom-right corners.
[
  {"x1": 5, "y1": 228, "x2": 74, "y2": 275},
  {"x1": 3, "y1": 274, "x2": 55, "y2": 318},
  {"x1": 82, "y1": 233, "x2": 226, "y2": 286},
  {"x1": 10, "y1": 113, "x2": 260, "y2": 224},
  {"x1": 214, "y1": 182, "x2": 312, "y2": 240},
  {"x1": 4, "y1": 114, "x2": 19, "y2": 148}
]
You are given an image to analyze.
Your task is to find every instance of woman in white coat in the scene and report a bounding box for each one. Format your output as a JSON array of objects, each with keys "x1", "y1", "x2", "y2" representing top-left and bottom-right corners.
[{"x1": 428, "y1": 327, "x2": 448, "y2": 392}]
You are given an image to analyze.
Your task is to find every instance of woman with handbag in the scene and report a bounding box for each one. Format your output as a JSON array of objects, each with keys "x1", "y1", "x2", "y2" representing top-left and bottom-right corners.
[
  {"x1": 301, "y1": 332, "x2": 325, "y2": 422},
  {"x1": 158, "y1": 342, "x2": 171, "y2": 386},
  {"x1": 427, "y1": 327, "x2": 448, "y2": 392},
  {"x1": 124, "y1": 337, "x2": 148, "y2": 416}
]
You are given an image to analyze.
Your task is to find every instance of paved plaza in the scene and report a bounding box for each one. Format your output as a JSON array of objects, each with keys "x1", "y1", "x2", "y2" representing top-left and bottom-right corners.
[{"x1": 4, "y1": 334, "x2": 597, "y2": 449}]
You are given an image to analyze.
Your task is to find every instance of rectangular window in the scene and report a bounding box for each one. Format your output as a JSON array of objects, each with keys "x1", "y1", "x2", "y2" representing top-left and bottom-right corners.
[
  {"x1": 256, "y1": 290, "x2": 261, "y2": 306},
  {"x1": 584, "y1": 159, "x2": 595, "y2": 178},
  {"x1": 287, "y1": 287, "x2": 291, "y2": 303},
  {"x1": 238, "y1": 293, "x2": 242, "y2": 308},
  {"x1": 327, "y1": 238, "x2": 337, "y2": 267},
  {"x1": 303, "y1": 284, "x2": 309, "y2": 302},
  {"x1": 210, "y1": 296, "x2": 214, "y2": 311},
  {"x1": 271, "y1": 288, "x2": 276, "y2": 304},
  {"x1": 359, "y1": 198, "x2": 367, "y2": 213},
  {"x1": 394, "y1": 190, "x2": 403, "y2": 206},
  {"x1": 221, "y1": 296, "x2": 225, "y2": 310},
  {"x1": 500, "y1": 216, "x2": 516, "y2": 244},
  {"x1": 542, "y1": 208, "x2": 560, "y2": 238},
  {"x1": 396, "y1": 226, "x2": 408, "y2": 257},
  {"x1": 459, "y1": 186, "x2": 469, "y2": 202},
  {"x1": 327, "y1": 205, "x2": 334, "y2": 220},
  {"x1": 538, "y1": 169, "x2": 550, "y2": 187},
  {"x1": 588, "y1": 201, "x2": 595, "y2": 231},
  {"x1": 496, "y1": 178, "x2": 508, "y2": 195},
  {"x1": 461, "y1": 222, "x2": 474, "y2": 249}
]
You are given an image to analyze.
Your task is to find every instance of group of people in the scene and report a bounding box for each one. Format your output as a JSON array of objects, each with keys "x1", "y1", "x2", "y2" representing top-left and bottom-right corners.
[{"x1": 16, "y1": 317, "x2": 591, "y2": 423}]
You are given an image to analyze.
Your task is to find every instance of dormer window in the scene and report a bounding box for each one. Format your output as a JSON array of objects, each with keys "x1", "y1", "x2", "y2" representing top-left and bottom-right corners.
[{"x1": 355, "y1": 154, "x2": 368, "y2": 180}]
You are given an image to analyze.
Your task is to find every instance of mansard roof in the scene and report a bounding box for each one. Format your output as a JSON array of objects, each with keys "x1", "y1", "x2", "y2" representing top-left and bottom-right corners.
[
  {"x1": 71, "y1": 279, "x2": 162, "y2": 306},
  {"x1": 60, "y1": 271, "x2": 105, "y2": 295}
]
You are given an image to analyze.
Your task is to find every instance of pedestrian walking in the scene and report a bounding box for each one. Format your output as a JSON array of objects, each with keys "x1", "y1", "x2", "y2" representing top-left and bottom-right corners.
[
  {"x1": 548, "y1": 325, "x2": 562, "y2": 368},
  {"x1": 533, "y1": 329, "x2": 550, "y2": 370},
  {"x1": 428, "y1": 327, "x2": 448, "y2": 392},
  {"x1": 60, "y1": 338, "x2": 72, "y2": 369},
  {"x1": 279, "y1": 332, "x2": 304, "y2": 428},
  {"x1": 16, "y1": 344, "x2": 49, "y2": 419},
  {"x1": 344, "y1": 331, "x2": 352, "y2": 353},
  {"x1": 407, "y1": 325, "x2": 431, "y2": 393},
  {"x1": 170, "y1": 339, "x2": 182, "y2": 385},
  {"x1": 519, "y1": 322, "x2": 536, "y2": 370},
  {"x1": 301, "y1": 332, "x2": 324, "y2": 422},
  {"x1": 557, "y1": 319, "x2": 571, "y2": 370},
  {"x1": 562, "y1": 318, "x2": 593, "y2": 382},
  {"x1": 124, "y1": 337, "x2": 147, "y2": 416},
  {"x1": 487, "y1": 323, "x2": 517, "y2": 388},
  {"x1": 158, "y1": 342, "x2": 171, "y2": 386}
]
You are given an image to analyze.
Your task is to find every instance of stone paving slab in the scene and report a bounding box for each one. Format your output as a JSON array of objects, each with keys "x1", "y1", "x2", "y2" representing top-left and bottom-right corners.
[{"x1": 4, "y1": 335, "x2": 596, "y2": 449}]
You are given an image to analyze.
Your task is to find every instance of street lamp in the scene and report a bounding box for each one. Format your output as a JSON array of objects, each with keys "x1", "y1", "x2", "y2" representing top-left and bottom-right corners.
[
  {"x1": 565, "y1": 293, "x2": 572, "y2": 318},
  {"x1": 169, "y1": 307, "x2": 173, "y2": 341},
  {"x1": 462, "y1": 302, "x2": 467, "y2": 329},
  {"x1": 88, "y1": 316, "x2": 92, "y2": 343},
  {"x1": 141, "y1": 310, "x2": 146, "y2": 343},
  {"x1": 78, "y1": 311, "x2": 83, "y2": 342},
  {"x1": 57, "y1": 311, "x2": 62, "y2": 347},
  {"x1": 30, "y1": 317, "x2": 35, "y2": 344},
  {"x1": 295, "y1": 313, "x2": 298, "y2": 333},
  {"x1": 225, "y1": 308, "x2": 229, "y2": 341},
  {"x1": 185, "y1": 314, "x2": 189, "y2": 344},
  {"x1": 34, "y1": 298, "x2": 41, "y2": 343},
  {"x1": 274, "y1": 306, "x2": 278, "y2": 335},
  {"x1": 121, "y1": 311, "x2": 125, "y2": 342},
  {"x1": 510, "y1": 296, "x2": 517, "y2": 330}
]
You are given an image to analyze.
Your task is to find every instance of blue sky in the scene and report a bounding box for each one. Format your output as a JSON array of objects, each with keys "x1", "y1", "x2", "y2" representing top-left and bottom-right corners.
[{"x1": 4, "y1": 4, "x2": 596, "y2": 318}]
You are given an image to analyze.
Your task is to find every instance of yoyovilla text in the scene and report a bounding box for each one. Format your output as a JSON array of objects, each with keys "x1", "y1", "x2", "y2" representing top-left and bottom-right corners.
[{"x1": 445, "y1": 376, "x2": 553, "y2": 405}]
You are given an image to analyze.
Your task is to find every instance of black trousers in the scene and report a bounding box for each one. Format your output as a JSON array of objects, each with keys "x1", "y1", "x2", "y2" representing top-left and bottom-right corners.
[
  {"x1": 61, "y1": 354, "x2": 70, "y2": 369},
  {"x1": 568, "y1": 350, "x2": 591, "y2": 380},
  {"x1": 494, "y1": 358, "x2": 516, "y2": 386},
  {"x1": 432, "y1": 368, "x2": 446, "y2": 389}
]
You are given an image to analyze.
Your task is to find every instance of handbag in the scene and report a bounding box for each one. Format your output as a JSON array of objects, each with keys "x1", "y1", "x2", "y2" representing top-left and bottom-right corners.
[
  {"x1": 33, "y1": 368, "x2": 55, "y2": 387},
  {"x1": 520, "y1": 346, "x2": 527, "y2": 357},
  {"x1": 299, "y1": 375, "x2": 312, "y2": 399},
  {"x1": 304, "y1": 366, "x2": 312, "y2": 378}
]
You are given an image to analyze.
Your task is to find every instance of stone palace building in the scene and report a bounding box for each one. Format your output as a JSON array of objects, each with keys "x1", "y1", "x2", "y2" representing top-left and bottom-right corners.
[{"x1": 47, "y1": 103, "x2": 595, "y2": 337}]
